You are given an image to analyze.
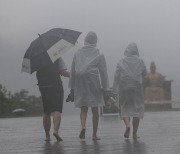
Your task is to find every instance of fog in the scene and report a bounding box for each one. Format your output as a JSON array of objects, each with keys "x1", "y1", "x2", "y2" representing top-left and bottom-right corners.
[{"x1": 0, "y1": 0, "x2": 180, "y2": 101}]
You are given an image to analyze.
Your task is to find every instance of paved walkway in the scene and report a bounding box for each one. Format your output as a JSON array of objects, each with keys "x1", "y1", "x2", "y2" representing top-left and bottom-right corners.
[{"x1": 0, "y1": 111, "x2": 180, "y2": 154}]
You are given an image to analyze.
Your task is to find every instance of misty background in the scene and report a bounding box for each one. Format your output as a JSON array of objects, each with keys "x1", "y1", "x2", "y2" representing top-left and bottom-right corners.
[{"x1": 0, "y1": 0, "x2": 180, "y2": 114}]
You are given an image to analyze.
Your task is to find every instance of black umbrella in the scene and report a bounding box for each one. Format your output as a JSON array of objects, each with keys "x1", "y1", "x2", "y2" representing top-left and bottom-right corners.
[{"x1": 21, "y1": 28, "x2": 81, "y2": 74}]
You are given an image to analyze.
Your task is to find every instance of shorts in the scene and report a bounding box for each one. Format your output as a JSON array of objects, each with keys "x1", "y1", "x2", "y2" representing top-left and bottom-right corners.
[{"x1": 39, "y1": 84, "x2": 64, "y2": 113}]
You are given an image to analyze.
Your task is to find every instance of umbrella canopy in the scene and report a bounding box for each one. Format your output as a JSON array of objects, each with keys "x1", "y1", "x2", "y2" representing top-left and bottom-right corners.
[
  {"x1": 21, "y1": 28, "x2": 81, "y2": 74},
  {"x1": 12, "y1": 108, "x2": 26, "y2": 113}
]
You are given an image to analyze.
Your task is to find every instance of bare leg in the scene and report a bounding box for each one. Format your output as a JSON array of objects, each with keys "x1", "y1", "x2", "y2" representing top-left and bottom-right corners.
[
  {"x1": 123, "y1": 117, "x2": 131, "y2": 138},
  {"x1": 43, "y1": 113, "x2": 51, "y2": 141},
  {"x1": 92, "y1": 107, "x2": 100, "y2": 140},
  {"x1": 132, "y1": 117, "x2": 140, "y2": 139},
  {"x1": 79, "y1": 106, "x2": 88, "y2": 139},
  {"x1": 123, "y1": 117, "x2": 131, "y2": 128},
  {"x1": 80, "y1": 106, "x2": 88, "y2": 129},
  {"x1": 53, "y1": 111, "x2": 62, "y2": 142}
]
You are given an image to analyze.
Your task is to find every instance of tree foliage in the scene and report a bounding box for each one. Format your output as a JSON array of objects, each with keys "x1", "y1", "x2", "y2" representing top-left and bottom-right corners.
[{"x1": 0, "y1": 84, "x2": 43, "y2": 117}]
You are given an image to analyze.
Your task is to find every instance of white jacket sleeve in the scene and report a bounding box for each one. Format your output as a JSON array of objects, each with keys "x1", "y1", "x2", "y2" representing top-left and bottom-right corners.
[
  {"x1": 68, "y1": 54, "x2": 76, "y2": 89},
  {"x1": 112, "y1": 62, "x2": 121, "y2": 94},
  {"x1": 98, "y1": 54, "x2": 109, "y2": 90}
]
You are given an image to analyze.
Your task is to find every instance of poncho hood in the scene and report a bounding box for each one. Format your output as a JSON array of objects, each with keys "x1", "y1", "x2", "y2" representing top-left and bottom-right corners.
[
  {"x1": 124, "y1": 42, "x2": 139, "y2": 57},
  {"x1": 84, "y1": 31, "x2": 97, "y2": 46}
]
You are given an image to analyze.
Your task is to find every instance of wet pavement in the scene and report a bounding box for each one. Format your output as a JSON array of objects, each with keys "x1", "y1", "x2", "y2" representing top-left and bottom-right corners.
[{"x1": 0, "y1": 111, "x2": 180, "y2": 154}]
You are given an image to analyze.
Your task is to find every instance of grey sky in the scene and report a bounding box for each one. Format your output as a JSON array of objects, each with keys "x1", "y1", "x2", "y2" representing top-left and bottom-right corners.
[{"x1": 0, "y1": 0, "x2": 180, "y2": 99}]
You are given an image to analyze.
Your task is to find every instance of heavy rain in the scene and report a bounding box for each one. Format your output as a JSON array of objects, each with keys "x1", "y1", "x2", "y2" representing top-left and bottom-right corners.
[{"x1": 0, "y1": 0, "x2": 180, "y2": 153}]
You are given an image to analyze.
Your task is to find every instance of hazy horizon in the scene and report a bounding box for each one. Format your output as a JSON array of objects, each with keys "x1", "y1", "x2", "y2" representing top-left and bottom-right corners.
[{"x1": 1, "y1": 0, "x2": 180, "y2": 100}]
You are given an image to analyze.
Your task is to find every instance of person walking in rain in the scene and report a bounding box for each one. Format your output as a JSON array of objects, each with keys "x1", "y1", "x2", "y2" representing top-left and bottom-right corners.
[
  {"x1": 68, "y1": 31, "x2": 109, "y2": 140},
  {"x1": 36, "y1": 57, "x2": 70, "y2": 142},
  {"x1": 113, "y1": 43, "x2": 147, "y2": 139}
]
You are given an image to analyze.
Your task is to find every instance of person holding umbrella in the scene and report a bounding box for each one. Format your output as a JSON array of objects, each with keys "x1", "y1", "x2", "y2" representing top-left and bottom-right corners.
[
  {"x1": 36, "y1": 57, "x2": 70, "y2": 142},
  {"x1": 112, "y1": 43, "x2": 147, "y2": 139},
  {"x1": 68, "y1": 31, "x2": 109, "y2": 140},
  {"x1": 22, "y1": 28, "x2": 81, "y2": 142}
]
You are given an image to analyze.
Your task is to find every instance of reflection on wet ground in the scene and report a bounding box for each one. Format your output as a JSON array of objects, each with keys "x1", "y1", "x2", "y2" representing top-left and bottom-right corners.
[
  {"x1": 41, "y1": 139, "x2": 147, "y2": 154},
  {"x1": 122, "y1": 140, "x2": 146, "y2": 154},
  {"x1": 1, "y1": 111, "x2": 180, "y2": 154},
  {"x1": 42, "y1": 142, "x2": 65, "y2": 154}
]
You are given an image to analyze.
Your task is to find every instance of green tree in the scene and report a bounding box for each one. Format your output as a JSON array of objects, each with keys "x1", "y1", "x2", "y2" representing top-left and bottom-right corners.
[
  {"x1": 0, "y1": 84, "x2": 43, "y2": 117},
  {"x1": 10, "y1": 89, "x2": 43, "y2": 116},
  {"x1": 0, "y1": 84, "x2": 13, "y2": 116}
]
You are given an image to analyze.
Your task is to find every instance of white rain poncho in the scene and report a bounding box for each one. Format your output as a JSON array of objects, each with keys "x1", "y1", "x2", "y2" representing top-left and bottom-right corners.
[
  {"x1": 69, "y1": 31, "x2": 109, "y2": 108},
  {"x1": 113, "y1": 43, "x2": 147, "y2": 118}
]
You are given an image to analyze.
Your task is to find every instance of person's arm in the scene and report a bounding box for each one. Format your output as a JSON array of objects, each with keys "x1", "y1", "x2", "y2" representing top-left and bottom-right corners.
[
  {"x1": 98, "y1": 54, "x2": 109, "y2": 90},
  {"x1": 58, "y1": 57, "x2": 70, "y2": 77},
  {"x1": 112, "y1": 62, "x2": 121, "y2": 94},
  {"x1": 141, "y1": 59, "x2": 148, "y2": 87},
  {"x1": 60, "y1": 69, "x2": 70, "y2": 77},
  {"x1": 68, "y1": 54, "x2": 76, "y2": 89}
]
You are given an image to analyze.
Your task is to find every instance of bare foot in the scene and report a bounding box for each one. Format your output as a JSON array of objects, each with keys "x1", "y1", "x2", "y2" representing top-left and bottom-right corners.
[
  {"x1": 124, "y1": 127, "x2": 130, "y2": 138},
  {"x1": 53, "y1": 132, "x2": 63, "y2": 142},
  {"x1": 79, "y1": 128, "x2": 86, "y2": 139},
  {"x1": 133, "y1": 133, "x2": 140, "y2": 140},
  {"x1": 45, "y1": 137, "x2": 50, "y2": 141},
  {"x1": 45, "y1": 135, "x2": 50, "y2": 141},
  {"x1": 92, "y1": 136, "x2": 101, "y2": 141}
]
